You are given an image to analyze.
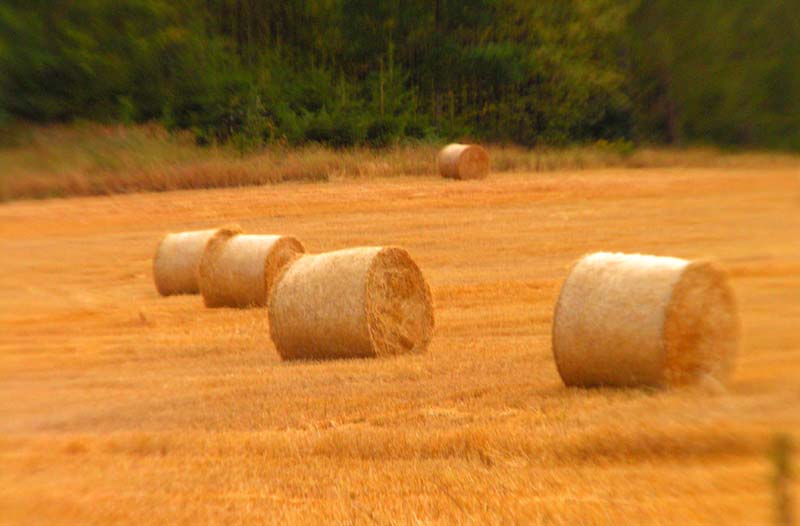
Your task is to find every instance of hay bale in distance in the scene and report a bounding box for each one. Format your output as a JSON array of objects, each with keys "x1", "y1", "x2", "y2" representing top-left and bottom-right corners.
[
  {"x1": 552, "y1": 252, "x2": 738, "y2": 388},
  {"x1": 268, "y1": 247, "x2": 435, "y2": 360},
  {"x1": 199, "y1": 232, "x2": 305, "y2": 308},
  {"x1": 437, "y1": 143, "x2": 490, "y2": 180},
  {"x1": 153, "y1": 226, "x2": 241, "y2": 296}
]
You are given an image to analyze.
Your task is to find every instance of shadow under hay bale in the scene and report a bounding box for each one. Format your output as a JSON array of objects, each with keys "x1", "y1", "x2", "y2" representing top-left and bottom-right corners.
[
  {"x1": 552, "y1": 252, "x2": 739, "y2": 388},
  {"x1": 437, "y1": 143, "x2": 490, "y2": 180},
  {"x1": 153, "y1": 225, "x2": 242, "y2": 296},
  {"x1": 199, "y1": 232, "x2": 305, "y2": 308},
  {"x1": 268, "y1": 247, "x2": 435, "y2": 360}
]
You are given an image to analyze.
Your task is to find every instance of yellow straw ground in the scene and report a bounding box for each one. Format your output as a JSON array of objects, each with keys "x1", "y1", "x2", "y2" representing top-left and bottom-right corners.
[{"x1": 0, "y1": 166, "x2": 798, "y2": 525}]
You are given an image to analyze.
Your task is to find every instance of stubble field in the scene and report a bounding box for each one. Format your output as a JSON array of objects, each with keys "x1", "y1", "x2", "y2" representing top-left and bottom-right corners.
[{"x1": 0, "y1": 164, "x2": 798, "y2": 524}]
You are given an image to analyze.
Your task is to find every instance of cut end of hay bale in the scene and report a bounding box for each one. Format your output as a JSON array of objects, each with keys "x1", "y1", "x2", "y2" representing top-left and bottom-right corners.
[
  {"x1": 263, "y1": 236, "x2": 306, "y2": 302},
  {"x1": 365, "y1": 247, "x2": 435, "y2": 357},
  {"x1": 199, "y1": 232, "x2": 305, "y2": 308},
  {"x1": 663, "y1": 260, "x2": 739, "y2": 386},
  {"x1": 153, "y1": 225, "x2": 242, "y2": 296},
  {"x1": 552, "y1": 252, "x2": 739, "y2": 389},
  {"x1": 268, "y1": 246, "x2": 434, "y2": 361},
  {"x1": 437, "y1": 143, "x2": 490, "y2": 180}
]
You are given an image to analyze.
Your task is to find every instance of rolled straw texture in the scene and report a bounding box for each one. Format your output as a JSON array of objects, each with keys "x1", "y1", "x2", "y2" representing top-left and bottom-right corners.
[
  {"x1": 199, "y1": 233, "x2": 305, "y2": 308},
  {"x1": 268, "y1": 247, "x2": 435, "y2": 360},
  {"x1": 437, "y1": 143, "x2": 490, "y2": 180},
  {"x1": 153, "y1": 226, "x2": 241, "y2": 296},
  {"x1": 552, "y1": 252, "x2": 738, "y2": 388}
]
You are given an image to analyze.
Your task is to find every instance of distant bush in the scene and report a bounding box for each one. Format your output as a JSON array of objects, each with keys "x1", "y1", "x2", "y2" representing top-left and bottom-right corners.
[
  {"x1": 366, "y1": 117, "x2": 402, "y2": 148},
  {"x1": 303, "y1": 110, "x2": 365, "y2": 149}
]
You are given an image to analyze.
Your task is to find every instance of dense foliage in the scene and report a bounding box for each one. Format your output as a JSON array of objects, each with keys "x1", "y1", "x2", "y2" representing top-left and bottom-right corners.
[{"x1": 0, "y1": 0, "x2": 797, "y2": 149}]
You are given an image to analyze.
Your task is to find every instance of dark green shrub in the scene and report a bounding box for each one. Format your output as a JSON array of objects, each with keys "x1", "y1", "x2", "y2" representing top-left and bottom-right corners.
[{"x1": 366, "y1": 117, "x2": 401, "y2": 148}]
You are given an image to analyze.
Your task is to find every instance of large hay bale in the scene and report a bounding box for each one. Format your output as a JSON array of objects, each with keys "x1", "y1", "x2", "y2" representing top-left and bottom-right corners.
[
  {"x1": 199, "y1": 232, "x2": 305, "y2": 308},
  {"x1": 552, "y1": 252, "x2": 738, "y2": 388},
  {"x1": 268, "y1": 247, "x2": 435, "y2": 360},
  {"x1": 437, "y1": 143, "x2": 490, "y2": 180},
  {"x1": 153, "y1": 226, "x2": 241, "y2": 296}
]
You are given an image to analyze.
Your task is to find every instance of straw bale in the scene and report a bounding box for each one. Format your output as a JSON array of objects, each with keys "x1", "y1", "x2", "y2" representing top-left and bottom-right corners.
[
  {"x1": 437, "y1": 143, "x2": 490, "y2": 180},
  {"x1": 268, "y1": 247, "x2": 434, "y2": 360},
  {"x1": 552, "y1": 252, "x2": 738, "y2": 387},
  {"x1": 199, "y1": 233, "x2": 305, "y2": 308},
  {"x1": 153, "y1": 226, "x2": 241, "y2": 296}
]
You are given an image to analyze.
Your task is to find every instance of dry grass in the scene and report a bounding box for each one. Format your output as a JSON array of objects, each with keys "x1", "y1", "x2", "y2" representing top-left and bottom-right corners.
[
  {"x1": 0, "y1": 160, "x2": 799, "y2": 524},
  {"x1": 2, "y1": 123, "x2": 799, "y2": 201}
]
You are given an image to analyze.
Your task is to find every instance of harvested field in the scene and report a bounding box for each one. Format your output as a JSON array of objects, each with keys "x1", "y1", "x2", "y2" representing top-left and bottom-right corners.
[{"x1": 0, "y1": 165, "x2": 798, "y2": 525}]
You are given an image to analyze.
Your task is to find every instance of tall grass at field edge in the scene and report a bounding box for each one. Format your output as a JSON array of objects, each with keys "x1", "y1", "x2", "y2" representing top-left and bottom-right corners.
[{"x1": 1, "y1": 123, "x2": 798, "y2": 202}]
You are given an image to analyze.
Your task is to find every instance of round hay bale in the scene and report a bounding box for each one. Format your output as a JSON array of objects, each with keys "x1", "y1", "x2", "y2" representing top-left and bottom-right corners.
[
  {"x1": 268, "y1": 247, "x2": 435, "y2": 360},
  {"x1": 199, "y1": 232, "x2": 305, "y2": 308},
  {"x1": 437, "y1": 143, "x2": 490, "y2": 180},
  {"x1": 552, "y1": 252, "x2": 738, "y2": 388},
  {"x1": 153, "y1": 226, "x2": 241, "y2": 296}
]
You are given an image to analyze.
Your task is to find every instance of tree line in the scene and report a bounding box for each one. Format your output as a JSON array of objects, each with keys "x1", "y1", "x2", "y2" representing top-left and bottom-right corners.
[{"x1": 1, "y1": 0, "x2": 797, "y2": 150}]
